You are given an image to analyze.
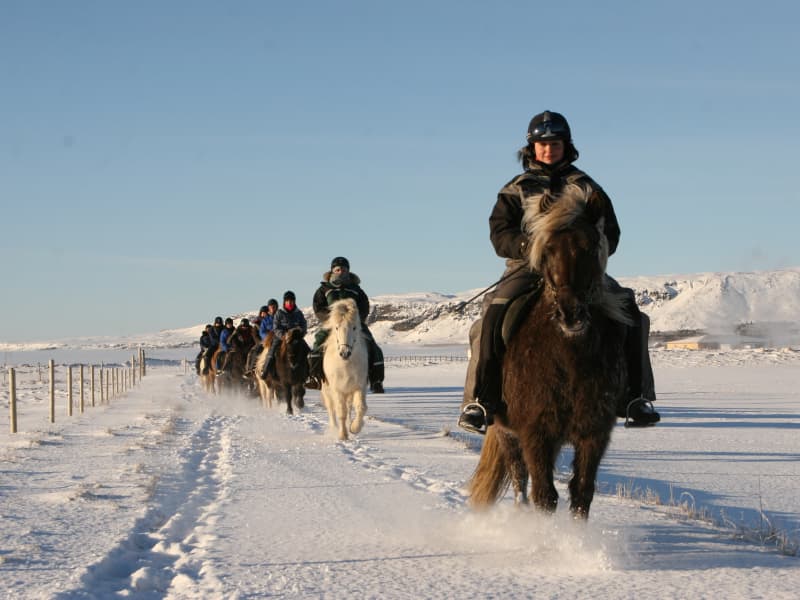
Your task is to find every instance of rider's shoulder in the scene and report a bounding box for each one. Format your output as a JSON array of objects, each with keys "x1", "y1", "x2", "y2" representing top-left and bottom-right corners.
[
  {"x1": 499, "y1": 170, "x2": 551, "y2": 195},
  {"x1": 562, "y1": 165, "x2": 603, "y2": 190}
]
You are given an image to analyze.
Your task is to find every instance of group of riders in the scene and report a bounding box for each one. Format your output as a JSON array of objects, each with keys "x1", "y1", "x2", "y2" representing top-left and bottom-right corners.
[
  {"x1": 194, "y1": 256, "x2": 385, "y2": 394},
  {"x1": 194, "y1": 109, "x2": 662, "y2": 434}
]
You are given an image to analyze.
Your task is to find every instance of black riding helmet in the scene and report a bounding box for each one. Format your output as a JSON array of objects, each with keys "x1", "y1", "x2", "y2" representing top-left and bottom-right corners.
[
  {"x1": 526, "y1": 110, "x2": 572, "y2": 143},
  {"x1": 267, "y1": 298, "x2": 278, "y2": 308},
  {"x1": 259, "y1": 305, "x2": 269, "y2": 314},
  {"x1": 225, "y1": 317, "x2": 234, "y2": 326},
  {"x1": 283, "y1": 290, "x2": 296, "y2": 302},
  {"x1": 330, "y1": 256, "x2": 350, "y2": 270},
  {"x1": 214, "y1": 316, "x2": 223, "y2": 326}
]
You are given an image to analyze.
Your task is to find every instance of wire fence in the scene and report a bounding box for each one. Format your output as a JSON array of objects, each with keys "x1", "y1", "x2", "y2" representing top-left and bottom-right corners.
[
  {"x1": 384, "y1": 354, "x2": 468, "y2": 365},
  {"x1": 4, "y1": 349, "x2": 147, "y2": 434}
]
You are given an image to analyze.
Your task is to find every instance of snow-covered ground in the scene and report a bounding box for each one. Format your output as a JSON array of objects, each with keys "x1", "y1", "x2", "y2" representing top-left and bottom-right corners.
[{"x1": 1, "y1": 346, "x2": 799, "y2": 598}]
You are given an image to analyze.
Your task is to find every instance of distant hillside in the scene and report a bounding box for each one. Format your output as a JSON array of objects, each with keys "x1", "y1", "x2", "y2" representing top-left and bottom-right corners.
[
  {"x1": 2, "y1": 269, "x2": 799, "y2": 351},
  {"x1": 359, "y1": 269, "x2": 800, "y2": 346},
  {"x1": 619, "y1": 269, "x2": 800, "y2": 340}
]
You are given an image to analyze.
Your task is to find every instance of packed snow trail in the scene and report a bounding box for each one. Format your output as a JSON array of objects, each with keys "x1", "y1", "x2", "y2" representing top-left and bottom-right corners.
[{"x1": 2, "y1": 366, "x2": 797, "y2": 599}]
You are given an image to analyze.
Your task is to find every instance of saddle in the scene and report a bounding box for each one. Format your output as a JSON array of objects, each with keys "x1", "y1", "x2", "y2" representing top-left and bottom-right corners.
[{"x1": 499, "y1": 280, "x2": 544, "y2": 348}]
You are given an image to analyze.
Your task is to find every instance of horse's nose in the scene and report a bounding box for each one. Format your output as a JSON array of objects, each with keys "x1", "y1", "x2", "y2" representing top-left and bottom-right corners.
[{"x1": 340, "y1": 349, "x2": 351, "y2": 359}]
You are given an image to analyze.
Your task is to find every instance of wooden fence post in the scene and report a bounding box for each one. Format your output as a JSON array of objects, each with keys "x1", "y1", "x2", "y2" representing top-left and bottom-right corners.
[
  {"x1": 67, "y1": 365, "x2": 73, "y2": 417},
  {"x1": 91, "y1": 365, "x2": 96, "y2": 407},
  {"x1": 9, "y1": 367, "x2": 17, "y2": 434},
  {"x1": 99, "y1": 369, "x2": 104, "y2": 404},
  {"x1": 79, "y1": 364, "x2": 85, "y2": 413},
  {"x1": 49, "y1": 360, "x2": 55, "y2": 423}
]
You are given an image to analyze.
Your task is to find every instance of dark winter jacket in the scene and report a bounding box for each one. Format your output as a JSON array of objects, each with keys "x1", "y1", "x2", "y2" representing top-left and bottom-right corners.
[
  {"x1": 209, "y1": 324, "x2": 223, "y2": 347},
  {"x1": 200, "y1": 331, "x2": 214, "y2": 351},
  {"x1": 227, "y1": 325, "x2": 255, "y2": 355},
  {"x1": 273, "y1": 307, "x2": 308, "y2": 339},
  {"x1": 313, "y1": 271, "x2": 370, "y2": 323},
  {"x1": 490, "y1": 160, "x2": 621, "y2": 264}
]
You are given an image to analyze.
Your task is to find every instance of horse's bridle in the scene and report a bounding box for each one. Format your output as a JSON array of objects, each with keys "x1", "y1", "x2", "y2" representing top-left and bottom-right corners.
[{"x1": 334, "y1": 324, "x2": 355, "y2": 359}]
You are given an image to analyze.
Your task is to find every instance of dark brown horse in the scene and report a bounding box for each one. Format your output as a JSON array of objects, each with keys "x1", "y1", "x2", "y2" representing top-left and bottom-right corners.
[
  {"x1": 469, "y1": 184, "x2": 632, "y2": 518},
  {"x1": 217, "y1": 347, "x2": 248, "y2": 394},
  {"x1": 265, "y1": 327, "x2": 310, "y2": 415}
]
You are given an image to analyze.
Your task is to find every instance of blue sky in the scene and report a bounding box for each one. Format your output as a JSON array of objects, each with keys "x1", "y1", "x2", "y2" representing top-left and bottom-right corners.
[{"x1": 2, "y1": 1, "x2": 799, "y2": 342}]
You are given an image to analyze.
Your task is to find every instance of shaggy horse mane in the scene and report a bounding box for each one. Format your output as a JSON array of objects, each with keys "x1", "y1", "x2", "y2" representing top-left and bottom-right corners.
[
  {"x1": 324, "y1": 298, "x2": 360, "y2": 329},
  {"x1": 522, "y1": 184, "x2": 632, "y2": 326}
]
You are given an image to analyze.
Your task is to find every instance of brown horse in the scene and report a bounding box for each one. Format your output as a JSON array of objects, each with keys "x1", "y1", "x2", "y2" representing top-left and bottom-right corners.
[
  {"x1": 199, "y1": 352, "x2": 216, "y2": 394},
  {"x1": 469, "y1": 184, "x2": 632, "y2": 518},
  {"x1": 216, "y1": 347, "x2": 248, "y2": 395},
  {"x1": 260, "y1": 328, "x2": 310, "y2": 414}
]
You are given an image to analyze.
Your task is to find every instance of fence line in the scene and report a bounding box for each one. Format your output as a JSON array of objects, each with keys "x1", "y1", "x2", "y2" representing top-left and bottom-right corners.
[
  {"x1": 384, "y1": 355, "x2": 468, "y2": 365},
  {"x1": 5, "y1": 348, "x2": 148, "y2": 434}
]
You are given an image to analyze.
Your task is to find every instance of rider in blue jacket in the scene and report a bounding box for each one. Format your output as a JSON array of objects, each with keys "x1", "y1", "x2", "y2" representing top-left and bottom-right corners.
[
  {"x1": 259, "y1": 299, "x2": 279, "y2": 340},
  {"x1": 216, "y1": 317, "x2": 235, "y2": 371}
]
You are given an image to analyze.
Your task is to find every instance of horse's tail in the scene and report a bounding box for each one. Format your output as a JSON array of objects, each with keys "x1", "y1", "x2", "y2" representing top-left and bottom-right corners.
[{"x1": 468, "y1": 427, "x2": 511, "y2": 508}]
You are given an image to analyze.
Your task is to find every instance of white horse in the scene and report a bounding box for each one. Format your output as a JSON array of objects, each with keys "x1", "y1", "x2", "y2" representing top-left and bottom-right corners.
[{"x1": 321, "y1": 299, "x2": 369, "y2": 440}]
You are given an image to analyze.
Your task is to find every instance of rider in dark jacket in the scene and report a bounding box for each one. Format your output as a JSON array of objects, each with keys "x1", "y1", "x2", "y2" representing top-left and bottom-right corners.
[
  {"x1": 259, "y1": 291, "x2": 308, "y2": 379},
  {"x1": 307, "y1": 256, "x2": 385, "y2": 393},
  {"x1": 195, "y1": 324, "x2": 214, "y2": 374},
  {"x1": 199, "y1": 316, "x2": 223, "y2": 374},
  {"x1": 457, "y1": 110, "x2": 658, "y2": 434}
]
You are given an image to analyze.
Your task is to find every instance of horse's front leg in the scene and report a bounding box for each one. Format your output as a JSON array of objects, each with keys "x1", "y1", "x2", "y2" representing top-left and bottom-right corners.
[
  {"x1": 284, "y1": 385, "x2": 293, "y2": 414},
  {"x1": 334, "y1": 393, "x2": 350, "y2": 440},
  {"x1": 321, "y1": 386, "x2": 338, "y2": 432},
  {"x1": 293, "y1": 384, "x2": 305, "y2": 410},
  {"x1": 503, "y1": 433, "x2": 529, "y2": 506},
  {"x1": 523, "y1": 438, "x2": 559, "y2": 513},
  {"x1": 349, "y1": 389, "x2": 367, "y2": 434},
  {"x1": 569, "y1": 434, "x2": 611, "y2": 518}
]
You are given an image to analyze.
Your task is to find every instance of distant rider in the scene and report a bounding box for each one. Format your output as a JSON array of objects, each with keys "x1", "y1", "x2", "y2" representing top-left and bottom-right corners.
[
  {"x1": 259, "y1": 291, "x2": 308, "y2": 379},
  {"x1": 308, "y1": 256, "x2": 385, "y2": 393}
]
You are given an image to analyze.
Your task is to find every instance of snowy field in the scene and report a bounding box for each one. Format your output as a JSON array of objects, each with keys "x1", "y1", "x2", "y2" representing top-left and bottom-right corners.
[{"x1": 1, "y1": 346, "x2": 799, "y2": 598}]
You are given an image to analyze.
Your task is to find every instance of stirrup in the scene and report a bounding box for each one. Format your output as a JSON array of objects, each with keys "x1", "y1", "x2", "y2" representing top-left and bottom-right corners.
[
  {"x1": 624, "y1": 397, "x2": 659, "y2": 428},
  {"x1": 458, "y1": 402, "x2": 489, "y2": 435}
]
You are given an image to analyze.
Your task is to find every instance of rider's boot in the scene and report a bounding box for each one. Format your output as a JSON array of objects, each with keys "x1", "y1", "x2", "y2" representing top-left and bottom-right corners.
[
  {"x1": 458, "y1": 360, "x2": 503, "y2": 435},
  {"x1": 458, "y1": 304, "x2": 505, "y2": 434},
  {"x1": 368, "y1": 342, "x2": 385, "y2": 393},
  {"x1": 618, "y1": 310, "x2": 660, "y2": 427},
  {"x1": 306, "y1": 351, "x2": 323, "y2": 389},
  {"x1": 259, "y1": 357, "x2": 272, "y2": 381}
]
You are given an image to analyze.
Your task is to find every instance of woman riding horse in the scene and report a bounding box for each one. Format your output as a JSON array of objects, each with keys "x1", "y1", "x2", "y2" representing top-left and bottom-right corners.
[
  {"x1": 458, "y1": 110, "x2": 659, "y2": 434},
  {"x1": 469, "y1": 184, "x2": 632, "y2": 517}
]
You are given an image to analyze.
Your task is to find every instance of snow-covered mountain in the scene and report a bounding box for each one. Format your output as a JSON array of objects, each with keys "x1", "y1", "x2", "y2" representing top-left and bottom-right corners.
[
  {"x1": 362, "y1": 269, "x2": 800, "y2": 346},
  {"x1": 2, "y1": 269, "x2": 799, "y2": 351}
]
